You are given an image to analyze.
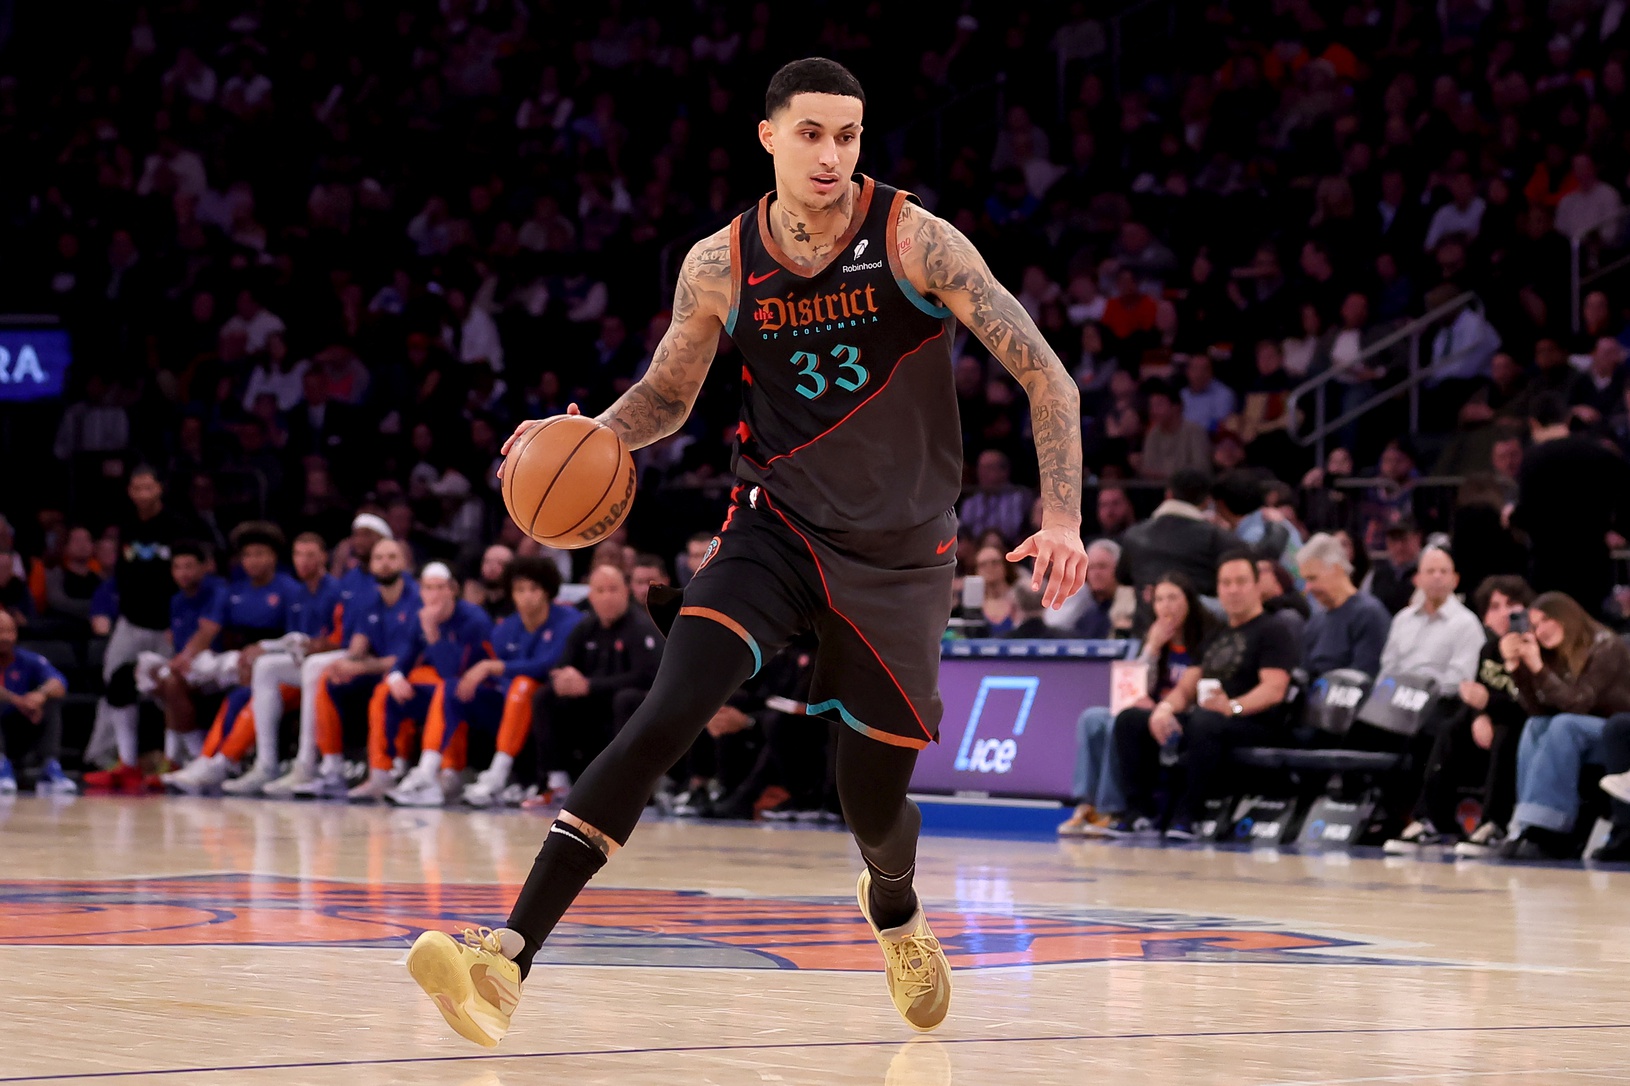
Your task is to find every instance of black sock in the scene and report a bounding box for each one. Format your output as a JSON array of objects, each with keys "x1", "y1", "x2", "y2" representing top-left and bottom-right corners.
[
  {"x1": 866, "y1": 859, "x2": 919, "y2": 931},
  {"x1": 505, "y1": 822, "x2": 607, "y2": 980}
]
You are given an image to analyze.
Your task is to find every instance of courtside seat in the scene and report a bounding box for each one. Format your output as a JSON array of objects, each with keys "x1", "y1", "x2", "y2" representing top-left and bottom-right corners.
[{"x1": 1233, "y1": 747, "x2": 1402, "y2": 774}]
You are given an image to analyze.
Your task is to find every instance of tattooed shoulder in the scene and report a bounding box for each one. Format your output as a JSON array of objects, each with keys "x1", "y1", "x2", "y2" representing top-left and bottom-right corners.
[{"x1": 673, "y1": 226, "x2": 733, "y2": 323}]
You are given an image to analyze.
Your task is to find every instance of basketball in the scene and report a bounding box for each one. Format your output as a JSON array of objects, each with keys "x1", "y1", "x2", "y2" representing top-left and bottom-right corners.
[{"x1": 501, "y1": 414, "x2": 636, "y2": 549}]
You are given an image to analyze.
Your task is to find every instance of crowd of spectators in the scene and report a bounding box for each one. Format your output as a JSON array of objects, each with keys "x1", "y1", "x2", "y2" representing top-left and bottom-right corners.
[{"x1": 10, "y1": 4, "x2": 1630, "y2": 854}]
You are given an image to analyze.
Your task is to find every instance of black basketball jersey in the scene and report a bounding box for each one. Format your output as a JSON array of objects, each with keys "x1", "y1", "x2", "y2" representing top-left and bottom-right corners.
[{"x1": 723, "y1": 174, "x2": 961, "y2": 533}]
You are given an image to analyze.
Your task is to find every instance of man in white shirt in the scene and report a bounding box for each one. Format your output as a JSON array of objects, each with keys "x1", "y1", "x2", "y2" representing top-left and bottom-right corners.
[
  {"x1": 1378, "y1": 546, "x2": 1484, "y2": 687},
  {"x1": 1555, "y1": 154, "x2": 1624, "y2": 245},
  {"x1": 1423, "y1": 173, "x2": 1486, "y2": 252}
]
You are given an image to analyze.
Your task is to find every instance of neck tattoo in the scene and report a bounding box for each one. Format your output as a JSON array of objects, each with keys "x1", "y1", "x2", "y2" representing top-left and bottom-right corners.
[{"x1": 792, "y1": 221, "x2": 811, "y2": 242}]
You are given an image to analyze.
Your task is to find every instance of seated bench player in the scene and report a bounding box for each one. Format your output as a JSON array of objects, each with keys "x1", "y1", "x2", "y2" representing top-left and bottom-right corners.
[
  {"x1": 437, "y1": 556, "x2": 583, "y2": 808},
  {"x1": 220, "y1": 531, "x2": 343, "y2": 795},
  {"x1": 291, "y1": 538, "x2": 420, "y2": 798},
  {"x1": 263, "y1": 514, "x2": 395, "y2": 796},
  {"x1": 0, "y1": 610, "x2": 72, "y2": 795},
  {"x1": 348, "y1": 563, "x2": 490, "y2": 803},
  {"x1": 144, "y1": 540, "x2": 227, "y2": 768},
  {"x1": 162, "y1": 523, "x2": 301, "y2": 793}
]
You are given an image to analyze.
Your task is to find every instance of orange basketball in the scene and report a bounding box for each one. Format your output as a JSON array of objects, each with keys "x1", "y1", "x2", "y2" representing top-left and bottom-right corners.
[{"x1": 501, "y1": 415, "x2": 636, "y2": 548}]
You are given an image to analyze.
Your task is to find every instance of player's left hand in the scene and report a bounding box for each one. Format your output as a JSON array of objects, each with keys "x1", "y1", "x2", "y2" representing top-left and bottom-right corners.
[{"x1": 1007, "y1": 526, "x2": 1087, "y2": 610}]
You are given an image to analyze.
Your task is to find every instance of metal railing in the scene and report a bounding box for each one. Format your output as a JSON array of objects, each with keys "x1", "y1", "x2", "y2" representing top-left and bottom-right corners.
[
  {"x1": 1570, "y1": 202, "x2": 1630, "y2": 332},
  {"x1": 1285, "y1": 290, "x2": 1484, "y2": 465}
]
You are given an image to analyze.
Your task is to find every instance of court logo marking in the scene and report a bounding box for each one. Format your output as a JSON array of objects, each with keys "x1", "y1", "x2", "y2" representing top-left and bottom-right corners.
[{"x1": 0, "y1": 875, "x2": 1426, "y2": 971}]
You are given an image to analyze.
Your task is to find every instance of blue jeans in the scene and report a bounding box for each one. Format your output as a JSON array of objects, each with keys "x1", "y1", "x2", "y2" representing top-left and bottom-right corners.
[
  {"x1": 1072, "y1": 706, "x2": 1127, "y2": 813},
  {"x1": 1513, "y1": 713, "x2": 1609, "y2": 833}
]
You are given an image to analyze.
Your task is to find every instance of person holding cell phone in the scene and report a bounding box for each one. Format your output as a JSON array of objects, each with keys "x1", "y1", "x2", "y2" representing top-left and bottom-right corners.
[{"x1": 1493, "y1": 591, "x2": 1630, "y2": 861}]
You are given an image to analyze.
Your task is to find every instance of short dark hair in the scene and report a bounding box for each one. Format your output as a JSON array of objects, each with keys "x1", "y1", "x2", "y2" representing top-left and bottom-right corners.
[
  {"x1": 1217, "y1": 548, "x2": 1257, "y2": 575},
  {"x1": 129, "y1": 464, "x2": 161, "y2": 486},
  {"x1": 1472, "y1": 574, "x2": 1535, "y2": 616},
  {"x1": 505, "y1": 556, "x2": 561, "y2": 601},
  {"x1": 1169, "y1": 468, "x2": 1212, "y2": 507},
  {"x1": 172, "y1": 539, "x2": 210, "y2": 563},
  {"x1": 1212, "y1": 472, "x2": 1264, "y2": 517},
  {"x1": 765, "y1": 57, "x2": 865, "y2": 118},
  {"x1": 632, "y1": 552, "x2": 668, "y2": 575},
  {"x1": 292, "y1": 531, "x2": 328, "y2": 552}
]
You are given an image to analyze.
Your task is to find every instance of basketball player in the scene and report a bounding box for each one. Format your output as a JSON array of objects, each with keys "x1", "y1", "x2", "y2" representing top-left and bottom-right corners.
[{"x1": 408, "y1": 58, "x2": 1086, "y2": 1046}]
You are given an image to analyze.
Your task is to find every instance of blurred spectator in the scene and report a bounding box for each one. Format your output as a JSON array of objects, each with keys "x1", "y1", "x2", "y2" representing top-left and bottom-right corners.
[
  {"x1": 0, "y1": 611, "x2": 72, "y2": 795},
  {"x1": 630, "y1": 553, "x2": 671, "y2": 608},
  {"x1": 1116, "y1": 469, "x2": 1232, "y2": 595},
  {"x1": 1111, "y1": 552, "x2": 1298, "y2": 839},
  {"x1": 1377, "y1": 546, "x2": 1484, "y2": 688},
  {"x1": 1093, "y1": 485, "x2": 1137, "y2": 541},
  {"x1": 974, "y1": 545, "x2": 1018, "y2": 635},
  {"x1": 1362, "y1": 518, "x2": 1424, "y2": 615},
  {"x1": 1554, "y1": 155, "x2": 1623, "y2": 246},
  {"x1": 1055, "y1": 539, "x2": 1133, "y2": 638},
  {"x1": 1513, "y1": 393, "x2": 1630, "y2": 616},
  {"x1": 1005, "y1": 584, "x2": 1053, "y2": 640},
  {"x1": 1058, "y1": 572, "x2": 1212, "y2": 839},
  {"x1": 958, "y1": 450, "x2": 1033, "y2": 546},
  {"x1": 84, "y1": 467, "x2": 179, "y2": 779},
  {"x1": 463, "y1": 544, "x2": 516, "y2": 621},
  {"x1": 44, "y1": 525, "x2": 101, "y2": 629},
  {"x1": 1501, "y1": 592, "x2": 1630, "y2": 859},
  {"x1": 1299, "y1": 533, "x2": 1390, "y2": 677},
  {"x1": 1390, "y1": 575, "x2": 1534, "y2": 856},
  {"x1": 531, "y1": 564, "x2": 661, "y2": 798},
  {"x1": 1594, "y1": 716, "x2": 1630, "y2": 861},
  {"x1": 1179, "y1": 355, "x2": 1236, "y2": 435},
  {"x1": 1138, "y1": 381, "x2": 1211, "y2": 480}
]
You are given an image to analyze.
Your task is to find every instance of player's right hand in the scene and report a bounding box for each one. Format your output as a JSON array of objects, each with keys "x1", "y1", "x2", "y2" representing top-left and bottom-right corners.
[{"x1": 497, "y1": 405, "x2": 585, "y2": 477}]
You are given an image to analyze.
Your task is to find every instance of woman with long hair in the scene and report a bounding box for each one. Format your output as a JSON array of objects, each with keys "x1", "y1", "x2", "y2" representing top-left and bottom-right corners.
[
  {"x1": 1059, "y1": 572, "x2": 1216, "y2": 836},
  {"x1": 1498, "y1": 591, "x2": 1630, "y2": 860},
  {"x1": 975, "y1": 544, "x2": 1020, "y2": 635}
]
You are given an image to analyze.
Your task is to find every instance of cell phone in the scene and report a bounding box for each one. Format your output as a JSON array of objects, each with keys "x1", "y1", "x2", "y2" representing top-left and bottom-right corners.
[{"x1": 1509, "y1": 611, "x2": 1530, "y2": 634}]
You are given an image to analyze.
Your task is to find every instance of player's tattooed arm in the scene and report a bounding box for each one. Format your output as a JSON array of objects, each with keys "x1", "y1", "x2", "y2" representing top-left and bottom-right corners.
[
  {"x1": 591, "y1": 228, "x2": 731, "y2": 450},
  {"x1": 899, "y1": 204, "x2": 1083, "y2": 525}
]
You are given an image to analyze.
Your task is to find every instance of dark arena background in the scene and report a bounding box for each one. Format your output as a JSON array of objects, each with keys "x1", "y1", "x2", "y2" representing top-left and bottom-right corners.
[{"x1": 2, "y1": 2, "x2": 1629, "y2": 1083}]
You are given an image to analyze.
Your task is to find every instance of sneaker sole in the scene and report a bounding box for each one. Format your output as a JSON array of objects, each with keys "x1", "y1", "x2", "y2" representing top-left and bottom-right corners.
[
  {"x1": 406, "y1": 932, "x2": 501, "y2": 1049},
  {"x1": 855, "y1": 871, "x2": 951, "y2": 1033}
]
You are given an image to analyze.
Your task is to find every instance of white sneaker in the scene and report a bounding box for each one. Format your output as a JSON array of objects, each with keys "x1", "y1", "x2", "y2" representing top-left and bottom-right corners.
[
  {"x1": 462, "y1": 766, "x2": 510, "y2": 808},
  {"x1": 221, "y1": 762, "x2": 277, "y2": 796},
  {"x1": 1601, "y1": 771, "x2": 1630, "y2": 805},
  {"x1": 1382, "y1": 820, "x2": 1446, "y2": 854},
  {"x1": 348, "y1": 770, "x2": 396, "y2": 803},
  {"x1": 290, "y1": 767, "x2": 351, "y2": 800},
  {"x1": 35, "y1": 760, "x2": 78, "y2": 796},
  {"x1": 169, "y1": 756, "x2": 232, "y2": 795},
  {"x1": 263, "y1": 761, "x2": 318, "y2": 797},
  {"x1": 1453, "y1": 822, "x2": 1507, "y2": 859},
  {"x1": 500, "y1": 783, "x2": 538, "y2": 807},
  {"x1": 388, "y1": 766, "x2": 446, "y2": 807}
]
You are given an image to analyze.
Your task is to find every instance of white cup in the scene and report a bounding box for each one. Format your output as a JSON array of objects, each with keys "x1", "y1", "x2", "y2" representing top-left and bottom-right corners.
[{"x1": 1197, "y1": 678, "x2": 1222, "y2": 705}]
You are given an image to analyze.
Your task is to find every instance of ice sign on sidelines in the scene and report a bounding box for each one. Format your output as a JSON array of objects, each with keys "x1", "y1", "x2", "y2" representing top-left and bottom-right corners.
[
  {"x1": 0, "y1": 329, "x2": 70, "y2": 402},
  {"x1": 952, "y1": 675, "x2": 1040, "y2": 775}
]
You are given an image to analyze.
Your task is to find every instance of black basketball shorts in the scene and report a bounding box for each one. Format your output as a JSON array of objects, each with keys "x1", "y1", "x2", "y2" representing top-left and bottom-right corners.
[{"x1": 651, "y1": 484, "x2": 956, "y2": 749}]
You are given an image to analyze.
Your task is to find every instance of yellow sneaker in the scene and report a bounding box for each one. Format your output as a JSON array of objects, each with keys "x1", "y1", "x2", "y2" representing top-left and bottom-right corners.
[
  {"x1": 407, "y1": 926, "x2": 523, "y2": 1047},
  {"x1": 857, "y1": 871, "x2": 952, "y2": 1032}
]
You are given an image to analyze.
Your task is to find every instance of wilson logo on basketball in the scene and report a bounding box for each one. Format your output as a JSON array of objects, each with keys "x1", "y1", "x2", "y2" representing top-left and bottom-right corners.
[
  {"x1": 574, "y1": 466, "x2": 637, "y2": 543},
  {"x1": 754, "y1": 284, "x2": 881, "y2": 334}
]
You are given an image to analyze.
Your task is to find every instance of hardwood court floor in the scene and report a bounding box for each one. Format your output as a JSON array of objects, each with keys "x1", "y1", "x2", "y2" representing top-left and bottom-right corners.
[{"x1": 1, "y1": 797, "x2": 1627, "y2": 1085}]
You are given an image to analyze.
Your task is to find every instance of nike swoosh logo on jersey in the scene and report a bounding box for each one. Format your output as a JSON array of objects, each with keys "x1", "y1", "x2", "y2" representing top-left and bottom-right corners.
[
  {"x1": 935, "y1": 537, "x2": 956, "y2": 555},
  {"x1": 747, "y1": 269, "x2": 779, "y2": 285}
]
